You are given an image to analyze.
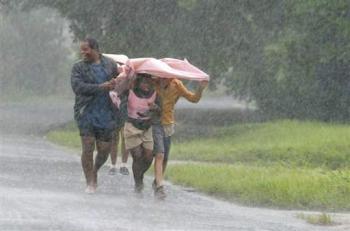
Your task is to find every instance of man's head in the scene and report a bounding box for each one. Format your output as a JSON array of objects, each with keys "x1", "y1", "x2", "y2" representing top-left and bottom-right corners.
[{"x1": 80, "y1": 38, "x2": 100, "y2": 63}]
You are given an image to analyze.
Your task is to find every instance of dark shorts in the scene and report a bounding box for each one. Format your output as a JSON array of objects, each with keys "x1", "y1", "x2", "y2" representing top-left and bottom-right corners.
[
  {"x1": 153, "y1": 124, "x2": 172, "y2": 161},
  {"x1": 79, "y1": 126, "x2": 113, "y2": 142},
  {"x1": 153, "y1": 124, "x2": 165, "y2": 154}
]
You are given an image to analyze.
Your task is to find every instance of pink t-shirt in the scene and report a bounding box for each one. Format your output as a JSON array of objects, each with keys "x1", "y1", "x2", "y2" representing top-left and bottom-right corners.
[{"x1": 127, "y1": 90, "x2": 156, "y2": 120}]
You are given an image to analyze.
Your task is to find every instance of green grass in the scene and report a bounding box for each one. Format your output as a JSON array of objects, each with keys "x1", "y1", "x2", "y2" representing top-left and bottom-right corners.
[
  {"x1": 166, "y1": 163, "x2": 350, "y2": 210},
  {"x1": 46, "y1": 119, "x2": 350, "y2": 210},
  {"x1": 46, "y1": 122, "x2": 81, "y2": 149},
  {"x1": 172, "y1": 120, "x2": 350, "y2": 169},
  {"x1": 296, "y1": 213, "x2": 335, "y2": 226}
]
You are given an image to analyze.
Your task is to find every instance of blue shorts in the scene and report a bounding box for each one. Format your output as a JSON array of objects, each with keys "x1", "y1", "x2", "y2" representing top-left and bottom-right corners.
[
  {"x1": 153, "y1": 124, "x2": 165, "y2": 154},
  {"x1": 78, "y1": 125, "x2": 113, "y2": 142},
  {"x1": 152, "y1": 124, "x2": 171, "y2": 159}
]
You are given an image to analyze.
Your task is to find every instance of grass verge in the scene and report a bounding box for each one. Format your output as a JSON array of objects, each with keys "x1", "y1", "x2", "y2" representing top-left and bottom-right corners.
[
  {"x1": 46, "y1": 119, "x2": 350, "y2": 210},
  {"x1": 166, "y1": 163, "x2": 350, "y2": 210},
  {"x1": 172, "y1": 120, "x2": 350, "y2": 169},
  {"x1": 296, "y1": 213, "x2": 335, "y2": 226},
  {"x1": 46, "y1": 122, "x2": 80, "y2": 149}
]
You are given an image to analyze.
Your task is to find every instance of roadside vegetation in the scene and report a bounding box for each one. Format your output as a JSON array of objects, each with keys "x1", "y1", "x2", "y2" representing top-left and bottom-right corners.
[
  {"x1": 172, "y1": 120, "x2": 350, "y2": 169},
  {"x1": 47, "y1": 119, "x2": 350, "y2": 211},
  {"x1": 167, "y1": 120, "x2": 350, "y2": 210},
  {"x1": 296, "y1": 213, "x2": 335, "y2": 226},
  {"x1": 47, "y1": 122, "x2": 80, "y2": 149}
]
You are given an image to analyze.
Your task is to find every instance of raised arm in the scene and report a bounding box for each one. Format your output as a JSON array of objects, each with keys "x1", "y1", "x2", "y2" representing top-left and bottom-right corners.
[{"x1": 176, "y1": 80, "x2": 208, "y2": 103}]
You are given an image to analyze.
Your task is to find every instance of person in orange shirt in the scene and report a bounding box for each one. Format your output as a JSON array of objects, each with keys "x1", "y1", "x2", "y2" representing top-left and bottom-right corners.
[{"x1": 152, "y1": 78, "x2": 208, "y2": 198}]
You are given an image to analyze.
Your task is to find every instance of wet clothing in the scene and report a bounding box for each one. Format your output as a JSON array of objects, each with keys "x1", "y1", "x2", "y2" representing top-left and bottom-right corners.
[
  {"x1": 152, "y1": 124, "x2": 171, "y2": 158},
  {"x1": 71, "y1": 55, "x2": 118, "y2": 139},
  {"x1": 124, "y1": 121, "x2": 154, "y2": 150},
  {"x1": 128, "y1": 90, "x2": 157, "y2": 120},
  {"x1": 123, "y1": 87, "x2": 161, "y2": 150},
  {"x1": 79, "y1": 63, "x2": 113, "y2": 129},
  {"x1": 155, "y1": 79, "x2": 202, "y2": 125},
  {"x1": 71, "y1": 55, "x2": 118, "y2": 122},
  {"x1": 79, "y1": 126, "x2": 113, "y2": 142},
  {"x1": 121, "y1": 88, "x2": 161, "y2": 130},
  {"x1": 153, "y1": 79, "x2": 200, "y2": 158}
]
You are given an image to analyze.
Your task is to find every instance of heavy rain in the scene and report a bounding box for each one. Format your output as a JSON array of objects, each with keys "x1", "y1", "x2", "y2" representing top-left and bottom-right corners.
[{"x1": 0, "y1": 1, "x2": 349, "y2": 230}]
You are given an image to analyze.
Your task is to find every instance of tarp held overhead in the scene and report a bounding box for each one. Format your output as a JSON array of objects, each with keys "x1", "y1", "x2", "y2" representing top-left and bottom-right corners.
[{"x1": 104, "y1": 54, "x2": 210, "y2": 81}]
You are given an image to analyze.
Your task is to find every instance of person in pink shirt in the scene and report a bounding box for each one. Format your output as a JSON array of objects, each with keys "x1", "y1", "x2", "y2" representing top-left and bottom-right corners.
[
  {"x1": 120, "y1": 74, "x2": 161, "y2": 192},
  {"x1": 107, "y1": 56, "x2": 209, "y2": 197}
]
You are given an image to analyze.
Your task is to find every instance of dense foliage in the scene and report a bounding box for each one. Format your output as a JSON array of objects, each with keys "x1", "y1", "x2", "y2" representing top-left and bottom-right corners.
[{"x1": 2, "y1": 0, "x2": 350, "y2": 121}]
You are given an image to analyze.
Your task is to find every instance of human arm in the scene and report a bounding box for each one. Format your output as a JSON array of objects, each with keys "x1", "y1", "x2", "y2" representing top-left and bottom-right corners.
[
  {"x1": 176, "y1": 80, "x2": 208, "y2": 103},
  {"x1": 71, "y1": 63, "x2": 115, "y2": 95},
  {"x1": 147, "y1": 95, "x2": 162, "y2": 121},
  {"x1": 111, "y1": 65, "x2": 136, "y2": 95},
  {"x1": 149, "y1": 95, "x2": 162, "y2": 115}
]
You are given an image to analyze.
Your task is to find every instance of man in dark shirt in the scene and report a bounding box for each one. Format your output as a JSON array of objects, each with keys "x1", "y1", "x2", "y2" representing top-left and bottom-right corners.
[{"x1": 71, "y1": 38, "x2": 118, "y2": 193}]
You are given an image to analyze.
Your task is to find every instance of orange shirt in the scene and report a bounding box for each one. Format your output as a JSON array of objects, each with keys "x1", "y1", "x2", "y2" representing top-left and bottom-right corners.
[{"x1": 156, "y1": 79, "x2": 202, "y2": 125}]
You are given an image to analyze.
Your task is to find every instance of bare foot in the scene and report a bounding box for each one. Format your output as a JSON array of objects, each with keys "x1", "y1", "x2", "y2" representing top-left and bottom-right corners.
[{"x1": 85, "y1": 185, "x2": 96, "y2": 194}]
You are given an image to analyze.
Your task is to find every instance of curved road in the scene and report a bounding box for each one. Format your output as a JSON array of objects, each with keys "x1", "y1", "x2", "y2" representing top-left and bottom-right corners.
[{"x1": 0, "y1": 99, "x2": 349, "y2": 231}]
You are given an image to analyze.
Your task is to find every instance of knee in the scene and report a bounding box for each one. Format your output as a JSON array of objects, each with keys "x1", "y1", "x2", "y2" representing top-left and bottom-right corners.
[
  {"x1": 155, "y1": 154, "x2": 164, "y2": 162},
  {"x1": 130, "y1": 146, "x2": 142, "y2": 159},
  {"x1": 97, "y1": 141, "x2": 111, "y2": 154},
  {"x1": 145, "y1": 156, "x2": 153, "y2": 164},
  {"x1": 82, "y1": 141, "x2": 95, "y2": 154},
  {"x1": 163, "y1": 153, "x2": 169, "y2": 162},
  {"x1": 144, "y1": 149, "x2": 154, "y2": 162}
]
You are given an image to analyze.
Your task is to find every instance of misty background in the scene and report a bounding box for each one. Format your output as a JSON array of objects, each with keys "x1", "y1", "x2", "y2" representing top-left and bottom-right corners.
[
  {"x1": 1, "y1": 2, "x2": 350, "y2": 230},
  {"x1": 1, "y1": 1, "x2": 350, "y2": 122}
]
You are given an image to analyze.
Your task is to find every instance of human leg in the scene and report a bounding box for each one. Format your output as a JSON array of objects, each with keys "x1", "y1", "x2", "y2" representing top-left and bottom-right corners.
[
  {"x1": 140, "y1": 148, "x2": 153, "y2": 177},
  {"x1": 152, "y1": 124, "x2": 165, "y2": 188},
  {"x1": 94, "y1": 139, "x2": 112, "y2": 186},
  {"x1": 80, "y1": 136, "x2": 96, "y2": 192},
  {"x1": 124, "y1": 123, "x2": 153, "y2": 191},
  {"x1": 154, "y1": 153, "x2": 164, "y2": 187},
  {"x1": 129, "y1": 145, "x2": 144, "y2": 191},
  {"x1": 153, "y1": 152, "x2": 166, "y2": 199},
  {"x1": 129, "y1": 147, "x2": 152, "y2": 192},
  {"x1": 90, "y1": 128, "x2": 113, "y2": 188},
  {"x1": 137, "y1": 127, "x2": 154, "y2": 182},
  {"x1": 109, "y1": 129, "x2": 120, "y2": 175},
  {"x1": 162, "y1": 136, "x2": 172, "y2": 173},
  {"x1": 131, "y1": 147, "x2": 153, "y2": 193},
  {"x1": 119, "y1": 128, "x2": 129, "y2": 175}
]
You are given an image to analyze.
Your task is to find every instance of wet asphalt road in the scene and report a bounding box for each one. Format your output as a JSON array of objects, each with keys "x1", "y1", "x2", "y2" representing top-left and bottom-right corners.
[{"x1": 0, "y1": 99, "x2": 349, "y2": 231}]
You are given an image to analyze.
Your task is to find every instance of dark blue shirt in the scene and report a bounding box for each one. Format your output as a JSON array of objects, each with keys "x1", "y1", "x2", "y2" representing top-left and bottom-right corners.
[{"x1": 80, "y1": 63, "x2": 114, "y2": 129}]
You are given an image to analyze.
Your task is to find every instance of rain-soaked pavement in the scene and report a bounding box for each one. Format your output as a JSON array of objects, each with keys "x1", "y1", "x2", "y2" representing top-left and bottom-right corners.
[{"x1": 0, "y1": 99, "x2": 349, "y2": 231}]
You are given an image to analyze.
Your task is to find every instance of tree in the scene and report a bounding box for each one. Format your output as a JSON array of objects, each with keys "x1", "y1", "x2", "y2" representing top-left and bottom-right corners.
[
  {"x1": 259, "y1": 0, "x2": 350, "y2": 120},
  {"x1": 4, "y1": 0, "x2": 350, "y2": 121},
  {"x1": 0, "y1": 4, "x2": 73, "y2": 98}
]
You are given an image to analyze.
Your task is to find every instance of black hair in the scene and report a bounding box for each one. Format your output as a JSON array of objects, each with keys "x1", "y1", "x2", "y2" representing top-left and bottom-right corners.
[
  {"x1": 135, "y1": 73, "x2": 152, "y2": 87},
  {"x1": 134, "y1": 73, "x2": 154, "y2": 97},
  {"x1": 83, "y1": 37, "x2": 99, "y2": 51},
  {"x1": 137, "y1": 73, "x2": 152, "y2": 79}
]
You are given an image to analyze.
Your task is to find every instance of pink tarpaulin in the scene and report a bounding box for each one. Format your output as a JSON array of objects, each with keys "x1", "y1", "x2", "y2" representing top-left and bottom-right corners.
[
  {"x1": 104, "y1": 53, "x2": 129, "y2": 65},
  {"x1": 104, "y1": 54, "x2": 210, "y2": 81},
  {"x1": 104, "y1": 53, "x2": 209, "y2": 108}
]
